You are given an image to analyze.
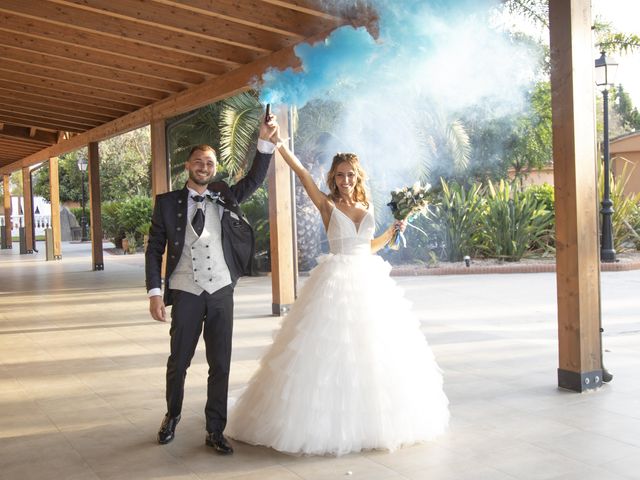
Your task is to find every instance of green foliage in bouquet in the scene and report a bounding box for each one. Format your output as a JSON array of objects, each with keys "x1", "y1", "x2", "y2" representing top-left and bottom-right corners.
[{"x1": 386, "y1": 182, "x2": 431, "y2": 250}]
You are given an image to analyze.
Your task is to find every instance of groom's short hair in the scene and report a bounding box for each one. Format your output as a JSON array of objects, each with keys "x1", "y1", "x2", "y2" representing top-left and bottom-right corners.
[{"x1": 188, "y1": 144, "x2": 216, "y2": 160}]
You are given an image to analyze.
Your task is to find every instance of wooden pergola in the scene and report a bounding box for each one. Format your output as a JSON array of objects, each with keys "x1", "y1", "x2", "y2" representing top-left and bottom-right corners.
[{"x1": 0, "y1": 0, "x2": 603, "y2": 392}]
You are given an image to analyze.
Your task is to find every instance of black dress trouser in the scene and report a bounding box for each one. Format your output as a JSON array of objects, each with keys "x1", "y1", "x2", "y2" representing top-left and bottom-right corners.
[{"x1": 165, "y1": 285, "x2": 234, "y2": 434}]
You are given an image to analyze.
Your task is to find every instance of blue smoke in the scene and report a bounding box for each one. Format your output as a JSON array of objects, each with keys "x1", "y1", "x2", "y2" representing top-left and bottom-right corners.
[{"x1": 258, "y1": 0, "x2": 506, "y2": 107}]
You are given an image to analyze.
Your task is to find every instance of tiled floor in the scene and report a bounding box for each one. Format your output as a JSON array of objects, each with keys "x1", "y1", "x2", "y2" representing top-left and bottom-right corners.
[{"x1": 1, "y1": 242, "x2": 640, "y2": 480}]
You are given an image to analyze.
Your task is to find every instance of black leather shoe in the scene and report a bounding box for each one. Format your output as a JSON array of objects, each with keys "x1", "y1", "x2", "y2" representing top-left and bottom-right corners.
[
  {"x1": 205, "y1": 432, "x2": 234, "y2": 455},
  {"x1": 602, "y1": 368, "x2": 613, "y2": 383},
  {"x1": 157, "y1": 414, "x2": 181, "y2": 444}
]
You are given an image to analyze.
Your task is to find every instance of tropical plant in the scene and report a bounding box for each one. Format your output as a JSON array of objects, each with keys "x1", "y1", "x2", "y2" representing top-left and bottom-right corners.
[
  {"x1": 429, "y1": 179, "x2": 485, "y2": 262},
  {"x1": 416, "y1": 107, "x2": 470, "y2": 184},
  {"x1": 167, "y1": 91, "x2": 263, "y2": 188},
  {"x1": 479, "y1": 179, "x2": 554, "y2": 261},
  {"x1": 218, "y1": 92, "x2": 263, "y2": 179},
  {"x1": 598, "y1": 160, "x2": 640, "y2": 251}
]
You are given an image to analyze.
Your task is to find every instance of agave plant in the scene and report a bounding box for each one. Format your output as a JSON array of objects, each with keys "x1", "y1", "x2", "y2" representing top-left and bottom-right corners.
[
  {"x1": 480, "y1": 179, "x2": 554, "y2": 261},
  {"x1": 429, "y1": 178, "x2": 485, "y2": 262}
]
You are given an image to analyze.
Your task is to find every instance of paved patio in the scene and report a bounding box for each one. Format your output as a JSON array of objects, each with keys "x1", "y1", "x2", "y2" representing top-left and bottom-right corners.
[{"x1": 1, "y1": 242, "x2": 640, "y2": 480}]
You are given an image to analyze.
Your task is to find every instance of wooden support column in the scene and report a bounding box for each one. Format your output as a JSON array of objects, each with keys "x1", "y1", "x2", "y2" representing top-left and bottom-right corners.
[
  {"x1": 268, "y1": 107, "x2": 296, "y2": 315},
  {"x1": 2, "y1": 174, "x2": 12, "y2": 249},
  {"x1": 48, "y1": 157, "x2": 62, "y2": 259},
  {"x1": 21, "y1": 167, "x2": 34, "y2": 254},
  {"x1": 87, "y1": 142, "x2": 104, "y2": 270},
  {"x1": 550, "y1": 0, "x2": 602, "y2": 392},
  {"x1": 151, "y1": 119, "x2": 170, "y2": 197}
]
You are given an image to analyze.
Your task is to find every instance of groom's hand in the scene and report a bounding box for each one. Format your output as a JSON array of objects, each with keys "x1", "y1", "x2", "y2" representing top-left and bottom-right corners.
[
  {"x1": 259, "y1": 111, "x2": 281, "y2": 145},
  {"x1": 149, "y1": 295, "x2": 167, "y2": 322}
]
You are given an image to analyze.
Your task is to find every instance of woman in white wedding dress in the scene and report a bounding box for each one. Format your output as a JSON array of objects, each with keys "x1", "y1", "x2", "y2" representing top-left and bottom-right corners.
[{"x1": 226, "y1": 145, "x2": 449, "y2": 456}]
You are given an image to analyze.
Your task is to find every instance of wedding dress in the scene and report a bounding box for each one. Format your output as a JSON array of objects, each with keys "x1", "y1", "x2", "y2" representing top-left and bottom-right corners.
[{"x1": 226, "y1": 206, "x2": 449, "y2": 456}]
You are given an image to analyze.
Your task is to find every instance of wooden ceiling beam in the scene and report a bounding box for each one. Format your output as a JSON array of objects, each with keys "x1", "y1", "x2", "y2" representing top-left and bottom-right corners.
[
  {"x1": 0, "y1": 45, "x2": 193, "y2": 93},
  {"x1": 52, "y1": 0, "x2": 290, "y2": 52},
  {"x1": 0, "y1": 124, "x2": 58, "y2": 145},
  {"x1": 0, "y1": 111, "x2": 91, "y2": 132},
  {"x1": 0, "y1": 14, "x2": 234, "y2": 75},
  {"x1": 0, "y1": 136, "x2": 51, "y2": 149},
  {"x1": 1, "y1": 32, "x2": 211, "y2": 82},
  {"x1": 0, "y1": 60, "x2": 171, "y2": 100},
  {"x1": 0, "y1": 1, "x2": 259, "y2": 66},
  {"x1": 260, "y1": 0, "x2": 341, "y2": 20},
  {"x1": 0, "y1": 88, "x2": 131, "y2": 117},
  {"x1": 0, "y1": 32, "x2": 321, "y2": 174},
  {"x1": 154, "y1": 0, "x2": 335, "y2": 38},
  {"x1": 0, "y1": 72, "x2": 152, "y2": 107},
  {"x1": 0, "y1": 96, "x2": 116, "y2": 123},
  {"x1": 0, "y1": 101, "x2": 114, "y2": 125}
]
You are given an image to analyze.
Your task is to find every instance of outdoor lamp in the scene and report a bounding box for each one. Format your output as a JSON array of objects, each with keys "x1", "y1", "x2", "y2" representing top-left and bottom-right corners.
[{"x1": 76, "y1": 153, "x2": 88, "y2": 242}]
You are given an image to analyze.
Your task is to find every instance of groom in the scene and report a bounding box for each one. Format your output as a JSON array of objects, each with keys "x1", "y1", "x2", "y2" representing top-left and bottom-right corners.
[{"x1": 145, "y1": 112, "x2": 280, "y2": 454}]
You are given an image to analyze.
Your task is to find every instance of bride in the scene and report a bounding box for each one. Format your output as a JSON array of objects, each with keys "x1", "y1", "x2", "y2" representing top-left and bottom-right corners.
[{"x1": 226, "y1": 140, "x2": 449, "y2": 456}]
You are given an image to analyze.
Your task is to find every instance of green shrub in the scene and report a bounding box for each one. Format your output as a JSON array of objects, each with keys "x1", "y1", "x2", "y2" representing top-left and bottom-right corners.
[
  {"x1": 598, "y1": 162, "x2": 640, "y2": 251},
  {"x1": 480, "y1": 179, "x2": 554, "y2": 261},
  {"x1": 429, "y1": 179, "x2": 485, "y2": 262},
  {"x1": 101, "y1": 197, "x2": 152, "y2": 247}
]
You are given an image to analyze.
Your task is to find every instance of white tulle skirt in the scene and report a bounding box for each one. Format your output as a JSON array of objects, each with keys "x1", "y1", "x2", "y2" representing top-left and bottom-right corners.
[{"x1": 226, "y1": 253, "x2": 449, "y2": 456}]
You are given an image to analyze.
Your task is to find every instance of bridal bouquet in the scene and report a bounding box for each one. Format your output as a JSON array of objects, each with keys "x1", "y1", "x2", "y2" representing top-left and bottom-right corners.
[{"x1": 386, "y1": 182, "x2": 431, "y2": 250}]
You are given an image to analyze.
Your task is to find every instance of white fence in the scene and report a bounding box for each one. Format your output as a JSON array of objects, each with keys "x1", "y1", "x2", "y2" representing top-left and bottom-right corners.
[{"x1": 0, "y1": 214, "x2": 52, "y2": 237}]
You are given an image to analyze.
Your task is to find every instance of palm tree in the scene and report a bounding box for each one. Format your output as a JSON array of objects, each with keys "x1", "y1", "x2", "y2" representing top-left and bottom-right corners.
[
  {"x1": 167, "y1": 91, "x2": 263, "y2": 187},
  {"x1": 416, "y1": 105, "x2": 471, "y2": 186}
]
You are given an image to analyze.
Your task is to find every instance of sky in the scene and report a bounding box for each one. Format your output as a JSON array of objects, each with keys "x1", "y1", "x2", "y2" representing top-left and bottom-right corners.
[{"x1": 590, "y1": 0, "x2": 639, "y2": 105}]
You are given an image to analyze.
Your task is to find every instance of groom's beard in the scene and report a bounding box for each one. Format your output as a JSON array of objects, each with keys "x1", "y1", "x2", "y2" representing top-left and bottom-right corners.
[{"x1": 189, "y1": 170, "x2": 214, "y2": 186}]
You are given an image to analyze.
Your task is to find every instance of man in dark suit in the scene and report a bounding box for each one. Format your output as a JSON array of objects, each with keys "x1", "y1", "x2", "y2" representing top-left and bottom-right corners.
[{"x1": 145, "y1": 112, "x2": 279, "y2": 454}]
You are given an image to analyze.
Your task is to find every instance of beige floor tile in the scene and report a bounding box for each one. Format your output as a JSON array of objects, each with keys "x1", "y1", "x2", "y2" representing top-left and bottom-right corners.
[{"x1": 2, "y1": 244, "x2": 640, "y2": 480}]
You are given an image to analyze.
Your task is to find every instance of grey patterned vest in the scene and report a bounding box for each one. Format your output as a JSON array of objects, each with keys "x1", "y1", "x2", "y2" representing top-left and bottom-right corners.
[{"x1": 169, "y1": 202, "x2": 231, "y2": 295}]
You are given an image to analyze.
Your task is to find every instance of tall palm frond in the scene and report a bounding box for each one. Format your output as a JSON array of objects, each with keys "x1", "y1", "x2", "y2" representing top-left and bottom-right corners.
[
  {"x1": 218, "y1": 92, "x2": 262, "y2": 179},
  {"x1": 446, "y1": 119, "x2": 471, "y2": 172},
  {"x1": 417, "y1": 108, "x2": 471, "y2": 185}
]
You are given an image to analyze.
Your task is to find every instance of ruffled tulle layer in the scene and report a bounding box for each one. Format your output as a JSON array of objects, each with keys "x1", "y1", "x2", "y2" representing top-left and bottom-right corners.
[{"x1": 226, "y1": 253, "x2": 449, "y2": 456}]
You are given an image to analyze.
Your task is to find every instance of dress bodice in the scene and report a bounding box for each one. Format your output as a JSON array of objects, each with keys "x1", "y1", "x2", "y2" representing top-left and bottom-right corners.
[{"x1": 327, "y1": 207, "x2": 374, "y2": 255}]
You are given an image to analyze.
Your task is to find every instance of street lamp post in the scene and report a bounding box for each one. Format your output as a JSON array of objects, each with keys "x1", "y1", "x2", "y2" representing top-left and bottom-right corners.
[
  {"x1": 594, "y1": 51, "x2": 618, "y2": 263},
  {"x1": 77, "y1": 154, "x2": 88, "y2": 242}
]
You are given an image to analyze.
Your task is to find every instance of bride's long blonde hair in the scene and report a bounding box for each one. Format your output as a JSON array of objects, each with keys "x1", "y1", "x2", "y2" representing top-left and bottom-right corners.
[{"x1": 326, "y1": 153, "x2": 369, "y2": 208}]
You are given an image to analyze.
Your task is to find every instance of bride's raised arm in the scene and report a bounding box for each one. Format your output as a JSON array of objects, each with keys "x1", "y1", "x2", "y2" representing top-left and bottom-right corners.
[{"x1": 276, "y1": 143, "x2": 333, "y2": 222}]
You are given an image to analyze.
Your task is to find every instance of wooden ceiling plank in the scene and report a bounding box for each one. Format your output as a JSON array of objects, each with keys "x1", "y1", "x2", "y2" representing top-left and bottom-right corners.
[
  {"x1": 0, "y1": 112, "x2": 91, "y2": 132},
  {"x1": 0, "y1": 1, "x2": 259, "y2": 66},
  {"x1": 0, "y1": 109, "x2": 100, "y2": 129},
  {"x1": 259, "y1": 0, "x2": 341, "y2": 20},
  {"x1": 0, "y1": 79, "x2": 137, "y2": 113},
  {"x1": 0, "y1": 136, "x2": 53, "y2": 149},
  {"x1": 51, "y1": 0, "x2": 289, "y2": 52},
  {"x1": 1, "y1": 32, "x2": 210, "y2": 82},
  {"x1": 0, "y1": 60, "x2": 171, "y2": 100},
  {"x1": 0, "y1": 71, "x2": 154, "y2": 106},
  {"x1": 0, "y1": 86, "x2": 138, "y2": 116},
  {"x1": 0, "y1": 32, "x2": 316, "y2": 174},
  {"x1": 156, "y1": 0, "x2": 336, "y2": 38},
  {"x1": 0, "y1": 15, "x2": 234, "y2": 75},
  {"x1": 0, "y1": 96, "x2": 116, "y2": 123},
  {"x1": 0, "y1": 101, "x2": 115, "y2": 125},
  {"x1": 0, "y1": 45, "x2": 192, "y2": 92}
]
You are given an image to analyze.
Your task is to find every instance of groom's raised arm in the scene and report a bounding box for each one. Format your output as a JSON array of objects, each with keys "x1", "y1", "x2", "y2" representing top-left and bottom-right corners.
[{"x1": 230, "y1": 112, "x2": 280, "y2": 204}]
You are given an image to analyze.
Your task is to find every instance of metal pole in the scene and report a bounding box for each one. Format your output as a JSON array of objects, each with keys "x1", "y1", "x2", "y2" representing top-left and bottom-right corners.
[
  {"x1": 600, "y1": 88, "x2": 615, "y2": 262},
  {"x1": 81, "y1": 168, "x2": 87, "y2": 241}
]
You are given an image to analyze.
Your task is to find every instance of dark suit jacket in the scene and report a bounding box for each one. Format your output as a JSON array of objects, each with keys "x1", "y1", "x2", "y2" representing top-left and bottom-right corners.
[{"x1": 145, "y1": 150, "x2": 272, "y2": 306}]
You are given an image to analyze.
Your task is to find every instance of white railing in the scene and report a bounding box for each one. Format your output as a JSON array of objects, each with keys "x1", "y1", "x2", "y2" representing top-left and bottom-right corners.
[{"x1": 0, "y1": 215, "x2": 52, "y2": 237}]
